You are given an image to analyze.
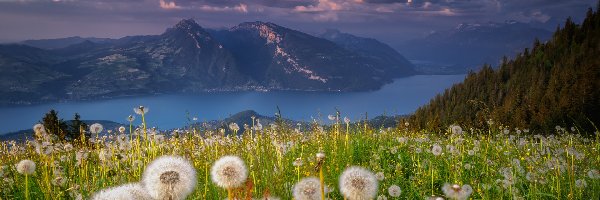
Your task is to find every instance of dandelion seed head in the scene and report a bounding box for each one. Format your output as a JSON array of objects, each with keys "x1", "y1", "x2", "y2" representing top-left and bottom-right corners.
[
  {"x1": 98, "y1": 149, "x2": 111, "y2": 162},
  {"x1": 292, "y1": 177, "x2": 321, "y2": 200},
  {"x1": 211, "y1": 155, "x2": 247, "y2": 189},
  {"x1": 339, "y1": 166, "x2": 378, "y2": 200},
  {"x1": 33, "y1": 123, "x2": 47, "y2": 138},
  {"x1": 90, "y1": 123, "x2": 104, "y2": 134},
  {"x1": 293, "y1": 158, "x2": 303, "y2": 167},
  {"x1": 397, "y1": 137, "x2": 407, "y2": 144},
  {"x1": 588, "y1": 169, "x2": 600, "y2": 179},
  {"x1": 229, "y1": 123, "x2": 240, "y2": 132},
  {"x1": 464, "y1": 163, "x2": 472, "y2": 170},
  {"x1": 316, "y1": 152, "x2": 326, "y2": 160},
  {"x1": 142, "y1": 156, "x2": 197, "y2": 200},
  {"x1": 118, "y1": 126, "x2": 126, "y2": 134},
  {"x1": 127, "y1": 115, "x2": 135, "y2": 122},
  {"x1": 16, "y1": 159, "x2": 35, "y2": 175},
  {"x1": 450, "y1": 125, "x2": 463, "y2": 135},
  {"x1": 52, "y1": 176, "x2": 66, "y2": 186},
  {"x1": 467, "y1": 150, "x2": 474, "y2": 156},
  {"x1": 442, "y1": 183, "x2": 472, "y2": 200},
  {"x1": 375, "y1": 172, "x2": 384, "y2": 181},
  {"x1": 575, "y1": 179, "x2": 587, "y2": 188},
  {"x1": 134, "y1": 106, "x2": 149, "y2": 115},
  {"x1": 431, "y1": 144, "x2": 443, "y2": 156},
  {"x1": 388, "y1": 185, "x2": 401, "y2": 197},
  {"x1": 328, "y1": 114, "x2": 336, "y2": 121},
  {"x1": 344, "y1": 117, "x2": 351, "y2": 124},
  {"x1": 91, "y1": 183, "x2": 153, "y2": 200}
]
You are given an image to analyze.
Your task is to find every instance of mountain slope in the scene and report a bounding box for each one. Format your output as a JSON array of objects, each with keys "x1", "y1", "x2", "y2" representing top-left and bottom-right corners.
[
  {"x1": 210, "y1": 21, "x2": 415, "y2": 91},
  {"x1": 0, "y1": 19, "x2": 416, "y2": 104},
  {"x1": 410, "y1": 8, "x2": 600, "y2": 132},
  {"x1": 399, "y1": 21, "x2": 553, "y2": 73},
  {"x1": 0, "y1": 44, "x2": 69, "y2": 103},
  {"x1": 319, "y1": 29, "x2": 415, "y2": 76},
  {"x1": 21, "y1": 36, "x2": 114, "y2": 49}
]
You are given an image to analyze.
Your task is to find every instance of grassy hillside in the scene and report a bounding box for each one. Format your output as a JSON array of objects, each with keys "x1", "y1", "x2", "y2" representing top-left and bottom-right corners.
[{"x1": 411, "y1": 6, "x2": 600, "y2": 133}]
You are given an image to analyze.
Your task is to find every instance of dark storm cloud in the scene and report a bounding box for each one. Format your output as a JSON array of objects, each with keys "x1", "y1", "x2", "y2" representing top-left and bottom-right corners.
[{"x1": 0, "y1": 0, "x2": 597, "y2": 44}]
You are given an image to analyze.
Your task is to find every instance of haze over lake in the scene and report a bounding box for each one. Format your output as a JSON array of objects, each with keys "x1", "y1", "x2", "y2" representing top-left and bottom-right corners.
[{"x1": 0, "y1": 75, "x2": 464, "y2": 134}]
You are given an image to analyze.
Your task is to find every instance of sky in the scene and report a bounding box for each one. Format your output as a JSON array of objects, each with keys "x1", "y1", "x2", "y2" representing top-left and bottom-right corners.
[{"x1": 0, "y1": 0, "x2": 597, "y2": 46}]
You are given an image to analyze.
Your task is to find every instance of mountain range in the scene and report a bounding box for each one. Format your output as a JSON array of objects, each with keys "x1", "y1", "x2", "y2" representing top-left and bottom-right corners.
[
  {"x1": 398, "y1": 20, "x2": 553, "y2": 74},
  {"x1": 0, "y1": 19, "x2": 416, "y2": 105}
]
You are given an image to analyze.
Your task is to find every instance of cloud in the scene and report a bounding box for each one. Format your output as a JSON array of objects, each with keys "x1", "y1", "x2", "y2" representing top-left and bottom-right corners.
[
  {"x1": 510, "y1": 9, "x2": 551, "y2": 23},
  {"x1": 294, "y1": 0, "x2": 342, "y2": 12},
  {"x1": 314, "y1": 12, "x2": 339, "y2": 21},
  {"x1": 157, "y1": 0, "x2": 248, "y2": 13},
  {"x1": 198, "y1": 3, "x2": 248, "y2": 13},
  {"x1": 159, "y1": 0, "x2": 181, "y2": 9}
]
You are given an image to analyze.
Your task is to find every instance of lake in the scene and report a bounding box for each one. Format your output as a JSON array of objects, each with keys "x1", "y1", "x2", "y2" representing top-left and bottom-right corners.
[{"x1": 0, "y1": 75, "x2": 465, "y2": 134}]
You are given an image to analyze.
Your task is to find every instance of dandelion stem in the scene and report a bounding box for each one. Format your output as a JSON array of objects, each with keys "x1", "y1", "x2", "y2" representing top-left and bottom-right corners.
[
  {"x1": 25, "y1": 174, "x2": 29, "y2": 200},
  {"x1": 319, "y1": 166, "x2": 325, "y2": 200},
  {"x1": 227, "y1": 188, "x2": 233, "y2": 200}
]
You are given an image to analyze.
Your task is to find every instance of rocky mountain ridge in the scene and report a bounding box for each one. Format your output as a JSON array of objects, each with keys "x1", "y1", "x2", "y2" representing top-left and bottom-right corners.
[{"x1": 0, "y1": 19, "x2": 416, "y2": 105}]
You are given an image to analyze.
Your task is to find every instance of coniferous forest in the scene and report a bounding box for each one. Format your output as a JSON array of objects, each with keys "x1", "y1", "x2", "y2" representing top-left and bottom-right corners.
[{"x1": 411, "y1": 5, "x2": 600, "y2": 133}]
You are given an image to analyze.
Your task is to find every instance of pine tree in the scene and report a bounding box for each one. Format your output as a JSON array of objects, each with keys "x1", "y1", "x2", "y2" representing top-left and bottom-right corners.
[
  {"x1": 41, "y1": 109, "x2": 68, "y2": 141},
  {"x1": 68, "y1": 113, "x2": 88, "y2": 142}
]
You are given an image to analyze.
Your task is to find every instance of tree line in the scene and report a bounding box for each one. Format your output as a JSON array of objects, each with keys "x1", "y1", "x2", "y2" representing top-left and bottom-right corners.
[{"x1": 410, "y1": 3, "x2": 600, "y2": 133}]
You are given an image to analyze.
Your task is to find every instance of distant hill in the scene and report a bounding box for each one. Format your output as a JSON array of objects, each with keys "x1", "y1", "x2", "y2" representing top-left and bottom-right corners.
[
  {"x1": 318, "y1": 29, "x2": 415, "y2": 76},
  {"x1": 21, "y1": 36, "x2": 114, "y2": 49},
  {"x1": 0, "y1": 120, "x2": 126, "y2": 141},
  {"x1": 0, "y1": 19, "x2": 415, "y2": 105},
  {"x1": 398, "y1": 20, "x2": 552, "y2": 74},
  {"x1": 410, "y1": 7, "x2": 600, "y2": 132}
]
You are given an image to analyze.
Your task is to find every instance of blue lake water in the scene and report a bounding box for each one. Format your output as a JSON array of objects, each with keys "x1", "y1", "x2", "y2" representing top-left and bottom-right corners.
[{"x1": 0, "y1": 75, "x2": 465, "y2": 134}]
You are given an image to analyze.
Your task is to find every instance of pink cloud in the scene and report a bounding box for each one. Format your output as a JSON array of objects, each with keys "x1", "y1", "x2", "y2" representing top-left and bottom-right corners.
[
  {"x1": 199, "y1": 3, "x2": 248, "y2": 13},
  {"x1": 159, "y1": 0, "x2": 181, "y2": 10},
  {"x1": 294, "y1": 0, "x2": 342, "y2": 12}
]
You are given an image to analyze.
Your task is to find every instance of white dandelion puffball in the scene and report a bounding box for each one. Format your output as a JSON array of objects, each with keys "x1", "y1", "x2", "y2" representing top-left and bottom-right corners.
[
  {"x1": 211, "y1": 155, "x2": 248, "y2": 189},
  {"x1": 91, "y1": 183, "x2": 153, "y2": 200},
  {"x1": 142, "y1": 156, "x2": 197, "y2": 200},
  {"x1": 33, "y1": 123, "x2": 46, "y2": 137},
  {"x1": 90, "y1": 123, "x2": 104, "y2": 134},
  {"x1": 16, "y1": 159, "x2": 36, "y2": 175},
  {"x1": 375, "y1": 172, "x2": 384, "y2": 181},
  {"x1": 588, "y1": 169, "x2": 600, "y2": 179},
  {"x1": 442, "y1": 183, "x2": 472, "y2": 200},
  {"x1": 229, "y1": 123, "x2": 240, "y2": 132},
  {"x1": 339, "y1": 166, "x2": 378, "y2": 200},
  {"x1": 118, "y1": 126, "x2": 126, "y2": 134},
  {"x1": 344, "y1": 117, "x2": 351, "y2": 124},
  {"x1": 134, "y1": 106, "x2": 149, "y2": 115},
  {"x1": 292, "y1": 177, "x2": 322, "y2": 200},
  {"x1": 127, "y1": 115, "x2": 135, "y2": 122},
  {"x1": 316, "y1": 152, "x2": 326, "y2": 160},
  {"x1": 388, "y1": 185, "x2": 401, "y2": 197},
  {"x1": 575, "y1": 179, "x2": 587, "y2": 188},
  {"x1": 33, "y1": 123, "x2": 45, "y2": 132},
  {"x1": 293, "y1": 158, "x2": 303, "y2": 167},
  {"x1": 328, "y1": 114, "x2": 336, "y2": 121},
  {"x1": 450, "y1": 125, "x2": 463, "y2": 135},
  {"x1": 64, "y1": 143, "x2": 73, "y2": 152},
  {"x1": 431, "y1": 144, "x2": 443, "y2": 156}
]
